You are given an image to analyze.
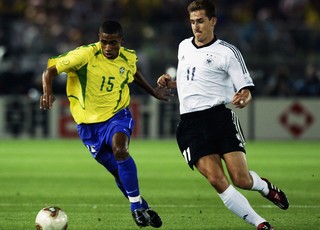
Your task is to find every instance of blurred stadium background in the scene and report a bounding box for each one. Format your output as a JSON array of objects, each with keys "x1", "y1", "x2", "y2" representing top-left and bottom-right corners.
[{"x1": 0, "y1": 0, "x2": 320, "y2": 139}]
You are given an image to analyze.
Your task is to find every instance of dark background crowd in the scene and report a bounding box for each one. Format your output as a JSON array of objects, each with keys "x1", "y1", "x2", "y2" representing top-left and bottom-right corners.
[{"x1": 0, "y1": 0, "x2": 320, "y2": 97}]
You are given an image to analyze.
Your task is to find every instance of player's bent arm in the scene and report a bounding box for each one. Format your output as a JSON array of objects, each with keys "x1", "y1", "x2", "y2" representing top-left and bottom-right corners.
[
  {"x1": 133, "y1": 70, "x2": 158, "y2": 97},
  {"x1": 133, "y1": 70, "x2": 172, "y2": 101},
  {"x1": 40, "y1": 66, "x2": 57, "y2": 110}
]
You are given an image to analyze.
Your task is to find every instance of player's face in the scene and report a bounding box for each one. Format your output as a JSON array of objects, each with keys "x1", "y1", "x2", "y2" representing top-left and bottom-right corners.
[
  {"x1": 189, "y1": 10, "x2": 216, "y2": 46},
  {"x1": 99, "y1": 33, "x2": 122, "y2": 59}
]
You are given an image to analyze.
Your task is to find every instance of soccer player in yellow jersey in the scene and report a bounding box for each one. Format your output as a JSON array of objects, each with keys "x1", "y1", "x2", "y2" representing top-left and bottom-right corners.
[{"x1": 40, "y1": 20, "x2": 169, "y2": 228}]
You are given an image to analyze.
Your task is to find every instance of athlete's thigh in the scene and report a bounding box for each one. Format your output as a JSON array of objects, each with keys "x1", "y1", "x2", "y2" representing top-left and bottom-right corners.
[
  {"x1": 218, "y1": 110, "x2": 246, "y2": 154},
  {"x1": 196, "y1": 154, "x2": 225, "y2": 178},
  {"x1": 195, "y1": 154, "x2": 230, "y2": 193},
  {"x1": 176, "y1": 114, "x2": 220, "y2": 169},
  {"x1": 223, "y1": 151, "x2": 250, "y2": 183},
  {"x1": 106, "y1": 108, "x2": 134, "y2": 147},
  {"x1": 77, "y1": 122, "x2": 118, "y2": 172}
]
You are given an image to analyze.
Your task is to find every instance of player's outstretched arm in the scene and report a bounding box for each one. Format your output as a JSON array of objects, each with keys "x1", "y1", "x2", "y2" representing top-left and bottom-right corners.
[
  {"x1": 40, "y1": 66, "x2": 57, "y2": 110},
  {"x1": 157, "y1": 74, "x2": 177, "y2": 89},
  {"x1": 133, "y1": 70, "x2": 173, "y2": 101}
]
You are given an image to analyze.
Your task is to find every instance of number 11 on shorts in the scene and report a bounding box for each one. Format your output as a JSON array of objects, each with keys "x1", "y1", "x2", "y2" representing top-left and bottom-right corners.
[{"x1": 182, "y1": 147, "x2": 191, "y2": 163}]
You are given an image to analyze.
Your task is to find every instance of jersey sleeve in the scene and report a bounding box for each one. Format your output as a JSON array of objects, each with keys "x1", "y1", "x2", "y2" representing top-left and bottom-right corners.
[
  {"x1": 226, "y1": 48, "x2": 255, "y2": 92},
  {"x1": 51, "y1": 44, "x2": 97, "y2": 74}
]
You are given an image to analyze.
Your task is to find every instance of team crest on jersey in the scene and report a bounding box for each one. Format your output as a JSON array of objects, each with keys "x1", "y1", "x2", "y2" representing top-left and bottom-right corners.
[
  {"x1": 62, "y1": 59, "x2": 70, "y2": 65},
  {"x1": 119, "y1": 67, "x2": 125, "y2": 75},
  {"x1": 205, "y1": 54, "x2": 214, "y2": 66}
]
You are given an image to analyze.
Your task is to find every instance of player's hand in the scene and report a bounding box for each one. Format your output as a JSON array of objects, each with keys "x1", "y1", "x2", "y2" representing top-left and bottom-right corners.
[
  {"x1": 154, "y1": 86, "x2": 174, "y2": 102},
  {"x1": 40, "y1": 94, "x2": 56, "y2": 110},
  {"x1": 232, "y1": 89, "x2": 251, "y2": 108},
  {"x1": 157, "y1": 74, "x2": 176, "y2": 89}
]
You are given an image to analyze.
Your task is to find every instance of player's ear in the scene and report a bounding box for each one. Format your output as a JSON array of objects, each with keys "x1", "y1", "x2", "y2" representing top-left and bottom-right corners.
[{"x1": 210, "y1": 17, "x2": 217, "y2": 26}]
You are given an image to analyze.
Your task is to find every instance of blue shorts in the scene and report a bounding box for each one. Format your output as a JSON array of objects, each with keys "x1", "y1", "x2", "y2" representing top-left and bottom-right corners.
[{"x1": 77, "y1": 108, "x2": 134, "y2": 172}]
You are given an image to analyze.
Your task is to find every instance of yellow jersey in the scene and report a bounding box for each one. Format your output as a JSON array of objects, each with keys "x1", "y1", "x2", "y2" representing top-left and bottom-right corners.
[{"x1": 47, "y1": 42, "x2": 137, "y2": 124}]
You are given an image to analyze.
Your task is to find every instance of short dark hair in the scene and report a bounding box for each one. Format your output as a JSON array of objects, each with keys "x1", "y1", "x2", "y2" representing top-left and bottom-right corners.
[
  {"x1": 188, "y1": 0, "x2": 217, "y2": 19},
  {"x1": 99, "y1": 20, "x2": 123, "y2": 36}
]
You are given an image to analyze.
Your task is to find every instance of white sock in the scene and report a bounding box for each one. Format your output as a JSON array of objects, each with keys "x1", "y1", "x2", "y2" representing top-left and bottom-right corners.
[
  {"x1": 128, "y1": 195, "x2": 141, "y2": 203},
  {"x1": 218, "y1": 185, "x2": 266, "y2": 227},
  {"x1": 249, "y1": 171, "x2": 269, "y2": 196}
]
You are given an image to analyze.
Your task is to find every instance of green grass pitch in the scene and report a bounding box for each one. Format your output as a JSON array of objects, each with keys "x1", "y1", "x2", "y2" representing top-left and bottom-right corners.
[{"x1": 0, "y1": 139, "x2": 319, "y2": 229}]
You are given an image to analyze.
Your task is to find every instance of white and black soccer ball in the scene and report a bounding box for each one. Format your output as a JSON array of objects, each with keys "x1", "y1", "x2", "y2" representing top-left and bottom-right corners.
[{"x1": 35, "y1": 206, "x2": 68, "y2": 230}]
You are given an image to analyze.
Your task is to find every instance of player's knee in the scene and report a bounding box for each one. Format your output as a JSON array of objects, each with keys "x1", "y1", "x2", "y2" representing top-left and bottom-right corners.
[
  {"x1": 232, "y1": 174, "x2": 252, "y2": 189},
  {"x1": 113, "y1": 146, "x2": 129, "y2": 161},
  {"x1": 207, "y1": 175, "x2": 228, "y2": 189}
]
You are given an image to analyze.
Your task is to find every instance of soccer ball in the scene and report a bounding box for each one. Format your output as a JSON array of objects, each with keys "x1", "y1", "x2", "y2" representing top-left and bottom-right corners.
[{"x1": 35, "y1": 206, "x2": 68, "y2": 230}]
